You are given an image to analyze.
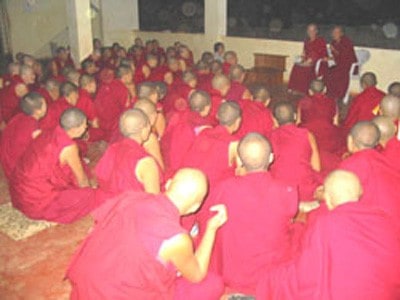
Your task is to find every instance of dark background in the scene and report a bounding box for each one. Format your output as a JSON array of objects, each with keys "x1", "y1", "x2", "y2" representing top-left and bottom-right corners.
[{"x1": 139, "y1": 0, "x2": 400, "y2": 49}]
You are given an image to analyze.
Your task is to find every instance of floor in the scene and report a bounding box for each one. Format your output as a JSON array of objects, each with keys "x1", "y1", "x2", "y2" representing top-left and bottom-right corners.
[{"x1": 0, "y1": 86, "x2": 301, "y2": 300}]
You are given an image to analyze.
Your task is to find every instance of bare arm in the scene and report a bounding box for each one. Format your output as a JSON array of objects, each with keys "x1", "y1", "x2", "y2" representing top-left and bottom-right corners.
[
  {"x1": 136, "y1": 156, "x2": 160, "y2": 194},
  {"x1": 228, "y1": 141, "x2": 239, "y2": 167},
  {"x1": 308, "y1": 132, "x2": 321, "y2": 172},
  {"x1": 159, "y1": 205, "x2": 227, "y2": 283},
  {"x1": 296, "y1": 105, "x2": 302, "y2": 125},
  {"x1": 60, "y1": 144, "x2": 90, "y2": 187},
  {"x1": 155, "y1": 112, "x2": 166, "y2": 138},
  {"x1": 143, "y1": 133, "x2": 165, "y2": 170}
]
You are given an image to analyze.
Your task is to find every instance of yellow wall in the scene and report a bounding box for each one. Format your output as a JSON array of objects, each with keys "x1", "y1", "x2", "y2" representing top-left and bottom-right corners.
[
  {"x1": 6, "y1": 0, "x2": 101, "y2": 58},
  {"x1": 130, "y1": 31, "x2": 400, "y2": 93}
]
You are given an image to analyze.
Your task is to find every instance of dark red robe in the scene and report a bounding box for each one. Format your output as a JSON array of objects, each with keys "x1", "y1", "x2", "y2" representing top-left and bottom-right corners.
[
  {"x1": 270, "y1": 124, "x2": 322, "y2": 201},
  {"x1": 256, "y1": 202, "x2": 400, "y2": 300},
  {"x1": 10, "y1": 126, "x2": 104, "y2": 223},
  {"x1": 95, "y1": 79, "x2": 130, "y2": 140},
  {"x1": 234, "y1": 100, "x2": 274, "y2": 139},
  {"x1": 95, "y1": 138, "x2": 150, "y2": 196},
  {"x1": 207, "y1": 89, "x2": 224, "y2": 126},
  {"x1": 0, "y1": 113, "x2": 38, "y2": 178},
  {"x1": 39, "y1": 97, "x2": 70, "y2": 130},
  {"x1": 36, "y1": 87, "x2": 56, "y2": 106},
  {"x1": 288, "y1": 37, "x2": 327, "y2": 94},
  {"x1": 196, "y1": 73, "x2": 213, "y2": 93},
  {"x1": 326, "y1": 36, "x2": 358, "y2": 100},
  {"x1": 208, "y1": 172, "x2": 298, "y2": 294},
  {"x1": 382, "y1": 137, "x2": 400, "y2": 173},
  {"x1": 342, "y1": 86, "x2": 385, "y2": 132},
  {"x1": 67, "y1": 192, "x2": 224, "y2": 300},
  {"x1": 298, "y1": 93, "x2": 345, "y2": 173},
  {"x1": 0, "y1": 77, "x2": 25, "y2": 122},
  {"x1": 225, "y1": 81, "x2": 247, "y2": 102},
  {"x1": 161, "y1": 109, "x2": 212, "y2": 179},
  {"x1": 339, "y1": 149, "x2": 400, "y2": 227}
]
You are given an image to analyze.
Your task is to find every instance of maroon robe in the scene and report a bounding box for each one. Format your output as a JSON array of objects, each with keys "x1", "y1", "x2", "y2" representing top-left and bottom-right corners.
[
  {"x1": 67, "y1": 192, "x2": 224, "y2": 300},
  {"x1": 95, "y1": 138, "x2": 150, "y2": 196},
  {"x1": 95, "y1": 79, "x2": 130, "y2": 140},
  {"x1": 257, "y1": 202, "x2": 400, "y2": 300},
  {"x1": 10, "y1": 126, "x2": 104, "y2": 223},
  {"x1": 36, "y1": 87, "x2": 56, "y2": 107},
  {"x1": 225, "y1": 81, "x2": 247, "y2": 102},
  {"x1": 234, "y1": 100, "x2": 274, "y2": 139},
  {"x1": 382, "y1": 137, "x2": 400, "y2": 173},
  {"x1": 208, "y1": 89, "x2": 224, "y2": 126},
  {"x1": 161, "y1": 110, "x2": 211, "y2": 179},
  {"x1": 209, "y1": 172, "x2": 298, "y2": 294},
  {"x1": 342, "y1": 86, "x2": 385, "y2": 132},
  {"x1": 339, "y1": 149, "x2": 400, "y2": 227},
  {"x1": 270, "y1": 124, "x2": 322, "y2": 201},
  {"x1": 196, "y1": 73, "x2": 213, "y2": 93},
  {"x1": 0, "y1": 76, "x2": 25, "y2": 122},
  {"x1": 147, "y1": 65, "x2": 169, "y2": 82},
  {"x1": 326, "y1": 36, "x2": 358, "y2": 99},
  {"x1": 182, "y1": 125, "x2": 237, "y2": 185},
  {"x1": 288, "y1": 37, "x2": 327, "y2": 94},
  {"x1": 39, "y1": 97, "x2": 70, "y2": 130},
  {"x1": 298, "y1": 93, "x2": 345, "y2": 173},
  {"x1": 0, "y1": 113, "x2": 38, "y2": 178}
]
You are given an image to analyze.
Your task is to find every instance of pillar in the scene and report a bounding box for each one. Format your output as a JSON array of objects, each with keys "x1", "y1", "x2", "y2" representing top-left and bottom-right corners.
[
  {"x1": 66, "y1": 0, "x2": 93, "y2": 63},
  {"x1": 205, "y1": 0, "x2": 227, "y2": 39}
]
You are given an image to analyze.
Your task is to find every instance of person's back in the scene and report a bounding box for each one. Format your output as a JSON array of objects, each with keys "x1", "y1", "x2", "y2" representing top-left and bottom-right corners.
[
  {"x1": 257, "y1": 170, "x2": 400, "y2": 300},
  {"x1": 95, "y1": 109, "x2": 160, "y2": 195},
  {"x1": 343, "y1": 72, "x2": 385, "y2": 131},
  {"x1": 217, "y1": 172, "x2": 297, "y2": 294},
  {"x1": 270, "y1": 124, "x2": 320, "y2": 200},
  {"x1": 68, "y1": 192, "x2": 184, "y2": 299},
  {"x1": 339, "y1": 121, "x2": 400, "y2": 225},
  {"x1": 0, "y1": 110, "x2": 40, "y2": 178}
]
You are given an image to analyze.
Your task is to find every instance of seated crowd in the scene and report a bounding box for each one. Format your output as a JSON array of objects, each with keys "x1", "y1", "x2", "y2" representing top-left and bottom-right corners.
[{"x1": 0, "y1": 28, "x2": 400, "y2": 299}]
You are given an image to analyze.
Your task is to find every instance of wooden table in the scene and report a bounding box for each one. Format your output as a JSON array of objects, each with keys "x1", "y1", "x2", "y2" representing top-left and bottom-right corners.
[{"x1": 245, "y1": 53, "x2": 288, "y2": 86}]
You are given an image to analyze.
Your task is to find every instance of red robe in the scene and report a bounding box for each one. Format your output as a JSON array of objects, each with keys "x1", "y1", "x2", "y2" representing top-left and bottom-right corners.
[
  {"x1": 326, "y1": 36, "x2": 358, "y2": 100},
  {"x1": 147, "y1": 65, "x2": 169, "y2": 82},
  {"x1": 288, "y1": 37, "x2": 327, "y2": 94},
  {"x1": 36, "y1": 87, "x2": 56, "y2": 106},
  {"x1": 182, "y1": 125, "x2": 237, "y2": 185},
  {"x1": 208, "y1": 89, "x2": 224, "y2": 126},
  {"x1": 270, "y1": 124, "x2": 322, "y2": 201},
  {"x1": 342, "y1": 86, "x2": 385, "y2": 131},
  {"x1": 67, "y1": 192, "x2": 224, "y2": 300},
  {"x1": 298, "y1": 93, "x2": 344, "y2": 173},
  {"x1": 163, "y1": 83, "x2": 193, "y2": 118},
  {"x1": 257, "y1": 202, "x2": 400, "y2": 300},
  {"x1": 10, "y1": 126, "x2": 103, "y2": 223},
  {"x1": 0, "y1": 76, "x2": 25, "y2": 122},
  {"x1": 0, "y1": 113, "x2": 38, "y2": 178},
  {"x1": 161, "y1": 110, "x2": 211, "y2": 179},
  {"x1": 196, "y1": 72, "x2": 213, "y2": 93},
  {"x1": 39, "y1": 97, "x2": 71, "y2": 130},
  {"x1": 77, "y1": 89, "x2": 97, "y2": 122},
  {"x1": 225, "y1": 81, "x2": 247, "y2": 102},
  {"x1": 234, "y1": 100, "x2": 274, "y2": 139},
  {"x1": 95, "y1": 138, "x2": 149, "y2": 196},
  {"x1": 95, "y1": 79, "x2": 130, "y2": 140},
  {"x1": 339, "y1": 149, "x2": 400, "y2": 227},
  {"x1": 382, "y1": 137, "x2": 400, "y2": 173},
  {"x1": 209, "y1": 172, "x2": 299, "y2": 294}
]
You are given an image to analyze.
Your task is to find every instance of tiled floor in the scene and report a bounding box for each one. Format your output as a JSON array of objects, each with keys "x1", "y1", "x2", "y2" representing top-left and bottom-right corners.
[{"x1": 0, "y1": 87, "x2": 301, "y2": 300}]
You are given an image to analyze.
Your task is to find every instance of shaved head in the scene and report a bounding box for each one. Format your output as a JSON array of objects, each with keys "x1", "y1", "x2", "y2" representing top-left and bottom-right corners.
[
  {"x1": 212, "y1": 74, "x2": 230, "y2": 91},
  {"x1": 229, "y1": 64, "x2": 245, "y2": 81},
  {"x1": 217, "y1": 101, "x2": 242, "y2": 126},
  {"x1": 20, "y1": 92, "x2": 45, "y2": 116},
  {"x1": 274, "y1": 101, "x2": 295, "y2": 125},
  {"x1": 388, "y1": 82, "x2": 400, "y2": 97},
  {"x1": 134, "y1": 98, "x2": 157, "y2": 125},
  {"x1": 324, "y1": 170, "x2": 362, "y2": 210},
  {"x1": 166, "y1": 168, "x2": 208, "y2": 215},
  {"x1": 137, "y1": 82, "x2": 158, "y2": 100},
  {"x1": 252, "y1": 86, "x2": 271, "y2": 104},
  {"x1": 189, "y1": 90, "x2": 211, "y2": 112},
  {"x1": 60, "y1": 82, "x2": 78, "y2": 98},
  {"x1": 211, "y1": 61, "x2": 223, "y2": 74},
  {"x1": 380, "y1": 94, "x2": 400, "y2": 120},
  {"x1": 60, "y1": 108, "x2": 87, "y2": 130},
  {"x1": 182, "y1": 71, "x2": 197, "y2": 85},
  {"x1": 349, "y1": 121, "x2": 380, "y2": 150},
  {"x1": 360, "y1": 72, "x2": 377, "y2": 87},
  {"x1": 65, "y1": 69, "x2": 81, "y2": 85},
  {"x1": 310, "y1": 79, "x2": 325, "y2": 94},
  {"x1": 119, "y1": 109, "x2": 150, "y2": 138},
  {"x1": 116, "y1": 66, "x2": 132, "y2": 79},
  {"x1": 45, "y1": 78, "x2": 60, "y2": 91},
  {"x1": 79, "y1": 74, "x2": 95, "y2": 88},
  {"x1": 238, "y1": 133, "x2": 272, "y2": 172},
  {"x1": 196, "y1": 60, "x2": 210, "y2": 72},
  {"x1": 372, "y1": 116, "x2": 396, "y2": 144}
]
